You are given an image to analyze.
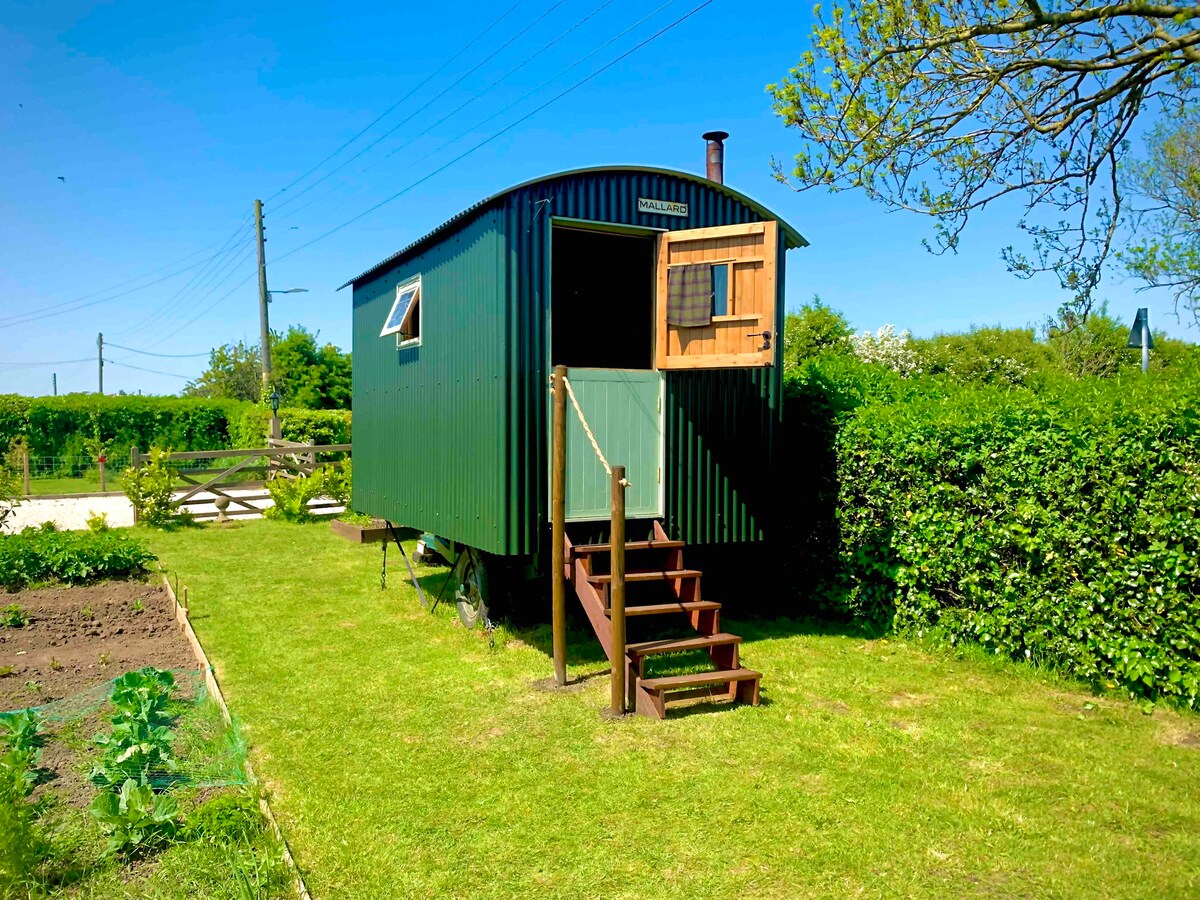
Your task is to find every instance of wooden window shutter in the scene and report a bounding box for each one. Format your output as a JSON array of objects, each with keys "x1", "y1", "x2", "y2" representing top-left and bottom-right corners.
[{"x1": 654, "y1": 221, "x2": 778, "y2": 369}]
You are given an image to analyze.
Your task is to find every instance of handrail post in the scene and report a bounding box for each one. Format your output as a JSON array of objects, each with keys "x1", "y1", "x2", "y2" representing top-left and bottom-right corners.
[
  {"x1": 610, "y1": 464, "x2": 627, "y2": 715},
  {"x1": 551, "y1": 364, "x2": 568, "y2": 687}
]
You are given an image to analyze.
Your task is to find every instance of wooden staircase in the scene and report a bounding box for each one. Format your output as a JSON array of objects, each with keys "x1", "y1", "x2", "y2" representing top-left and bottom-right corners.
[{"x1": 565, "y1": 521, "x2": 761, "y2": 719}]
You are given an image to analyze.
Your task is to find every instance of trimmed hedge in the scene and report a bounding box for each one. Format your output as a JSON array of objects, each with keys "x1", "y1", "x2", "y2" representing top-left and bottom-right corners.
[
  {"x1": 0, "y1": 526, "x2": 156, "y2": 590},
  {"x1": 230, "y1": 406, "x2": 352, "y2": 448},
  {"x1": 784, "y1": 357, "x2": 1200, "y2": 707},
  {"x1": 0, "y1": 395, "x2": 245, "y2": 462}
]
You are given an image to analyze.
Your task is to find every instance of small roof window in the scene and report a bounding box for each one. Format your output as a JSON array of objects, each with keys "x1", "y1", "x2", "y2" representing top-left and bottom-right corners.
[{"x1": 380, "y1": 277, "x2": 421, "y2": 341}]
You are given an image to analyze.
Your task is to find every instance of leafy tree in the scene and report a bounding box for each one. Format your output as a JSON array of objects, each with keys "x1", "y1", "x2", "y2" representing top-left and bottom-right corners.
[
  {"x1": 184, "y1": 327, "x2": 351, "y2": 409},
  {"x1": 768, "y1": 2, "x2": 1200, "y2": 323},
  {"x1": 782, "y1": 297, "x2": 853, "y2": 370},
  {"x1": 270, "y1": 326, "x2": 352, "y2": 410},
  {"x1": 1122, "y1": 113, "x2": 1200, "y2": 318},
  {"x1": 183, "y1": 341, "x2": 260, "y2": 402}
]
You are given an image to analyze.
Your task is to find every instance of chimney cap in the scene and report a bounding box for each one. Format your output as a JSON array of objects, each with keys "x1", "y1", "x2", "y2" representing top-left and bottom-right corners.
[{"x1": 702, "y1": 130, "x2": 730, "y2": 142}]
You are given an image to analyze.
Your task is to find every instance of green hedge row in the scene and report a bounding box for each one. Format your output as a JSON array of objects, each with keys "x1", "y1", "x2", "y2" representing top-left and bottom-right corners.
[
  {"x1": 0, "y1": 526, "x2": 156, "y2": 590},
  {"x1": 229, "y1": 406, "x2": 352, "y2": 448},
  {"x1": 0, "y1": 395, "x2": 245, "y2": 463},
  {"x1": 0, "y1": 396, "x2": 354, "y2": 463},
  {"x1": 783, "y1": 357, "x2": 1200, "y2": 707}
]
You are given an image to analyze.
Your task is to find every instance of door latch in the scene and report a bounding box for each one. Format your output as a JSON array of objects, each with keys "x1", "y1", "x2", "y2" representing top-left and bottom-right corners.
[{"x1": 747, "y1": 331, "x2": 772, "y2": 351}]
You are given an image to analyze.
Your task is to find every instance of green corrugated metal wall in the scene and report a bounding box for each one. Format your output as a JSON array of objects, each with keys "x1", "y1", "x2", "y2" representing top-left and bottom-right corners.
[
  {"x1": 350, "y1": 210, "x2": 512, "y2": 553},
  {"x1": 351, "y1": 168, "x2": 793, "y2": 557}
]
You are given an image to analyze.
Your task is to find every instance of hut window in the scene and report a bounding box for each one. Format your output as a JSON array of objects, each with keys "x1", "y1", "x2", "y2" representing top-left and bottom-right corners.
[{"x1": 380, "y1": 277, "x2": 422, "y2": 346}]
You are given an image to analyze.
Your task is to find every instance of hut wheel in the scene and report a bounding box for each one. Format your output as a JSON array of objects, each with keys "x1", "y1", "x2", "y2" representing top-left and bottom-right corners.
[{"x1": 455, "y1": 547, "x2": 490, "y2": 630}]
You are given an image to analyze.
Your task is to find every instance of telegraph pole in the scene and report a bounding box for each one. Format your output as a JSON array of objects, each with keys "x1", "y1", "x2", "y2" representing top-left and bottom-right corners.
[
  {"x1": 97, "y1": 332, "x2": 104, "y2": 394},
  {"x1": 255, "y1": 199, "x2": 271, "y2": 391},
  {"x1": 52, "y1": 373, "x2": 57, "y2": 396}
]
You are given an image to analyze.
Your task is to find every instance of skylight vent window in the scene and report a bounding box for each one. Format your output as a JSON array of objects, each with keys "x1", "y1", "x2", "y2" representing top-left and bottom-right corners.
[{"x1": 380, "y1": 276, "x2": 422, "y2": 348}]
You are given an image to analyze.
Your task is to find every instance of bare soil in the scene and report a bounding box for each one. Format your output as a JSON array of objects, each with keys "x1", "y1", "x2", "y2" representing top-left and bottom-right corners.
[{"x1": 0, "y1": 580, "x2": 196, "y2": 712}]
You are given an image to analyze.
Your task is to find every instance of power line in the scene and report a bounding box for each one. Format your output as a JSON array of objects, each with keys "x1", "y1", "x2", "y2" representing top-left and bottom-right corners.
[
  {"x1": 275, "y1": 0, "x2": 618, "y2": 224},
  {"x1": 264, "y1": 2, "x2": 527, "y2": 205},
  {"x1": 144, "y1": 270, "x2": 258, "y2": 350},
  {"x1": 273, "y1": 0, "x2": 713, "y2": 267},
  {"x1": 272, "y1": 0, "x2": 569, "y2": 216},
  {"x1": 116, "y1": 237, "x2": 256, "y2": 340},
  {"x1": 131, "y1": 243, "x2": 256, "y2": 348},
  {"x1": 104, "y1": 342, "x2": 211, "y2": 359},
  {"x1": 0, "y1": 219, "x2": 253, "y2": 330},
  {"x1": 107, "y1": 360, "x2": 193, "y2": 379},
  {"x1": 0, "y1": 357, "x2": 94, "y2": 367},
  {"x1": 109, "y1": 220, "x2": 253, "y2": 338},
  {"x1": 0, "y1": 218, "x2": 252, "y2": 328}
]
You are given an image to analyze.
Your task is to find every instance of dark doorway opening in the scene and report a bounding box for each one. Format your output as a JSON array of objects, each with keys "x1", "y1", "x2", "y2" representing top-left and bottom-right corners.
[{"x1": 551, "y1": 226, "x2": 654, "y2": 369}]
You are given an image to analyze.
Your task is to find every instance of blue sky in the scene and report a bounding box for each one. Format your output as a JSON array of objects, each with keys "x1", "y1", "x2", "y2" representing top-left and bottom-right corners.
[{"x1": 1, "y1": 0, "x2": 1195, "y2": 396}]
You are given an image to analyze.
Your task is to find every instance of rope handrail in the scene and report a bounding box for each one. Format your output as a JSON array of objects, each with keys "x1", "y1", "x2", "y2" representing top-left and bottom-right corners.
[{"x1": 550, "y1": 373, "x2": 632, "y2": 487}]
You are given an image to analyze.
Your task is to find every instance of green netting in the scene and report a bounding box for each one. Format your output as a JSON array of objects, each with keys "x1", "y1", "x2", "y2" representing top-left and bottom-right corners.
[{"x1": 10, "y1": 668, "x2": 249, "y2": 791}]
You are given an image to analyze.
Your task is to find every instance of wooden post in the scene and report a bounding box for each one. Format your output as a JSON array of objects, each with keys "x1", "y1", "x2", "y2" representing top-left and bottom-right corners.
[
  {"x1": 98, "y1": 458, "x2": 107, "y2": 492},
  {"x1": 130, "y1": 447, "x2": 141, "y2": 524},
  {"x1": 21, "y1": 448, "x2": 31, "y2": 496},
  {"x1": 551, "y1": 364, "x2": 568, "y2": 687},
  {"x1": 610, "y1": 465, "x2": 627, "y2": 715}
]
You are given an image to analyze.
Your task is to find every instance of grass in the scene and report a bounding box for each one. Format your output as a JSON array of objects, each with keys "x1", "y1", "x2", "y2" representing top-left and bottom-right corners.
[{"x1": 146, "y1": 519, "x2": 1200, "y2": 899}]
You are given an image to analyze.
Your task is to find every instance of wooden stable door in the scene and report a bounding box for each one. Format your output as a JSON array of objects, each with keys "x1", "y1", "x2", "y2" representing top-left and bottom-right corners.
[{"x1": 655, "y1": 221, "x2": 778, "y2": 369}]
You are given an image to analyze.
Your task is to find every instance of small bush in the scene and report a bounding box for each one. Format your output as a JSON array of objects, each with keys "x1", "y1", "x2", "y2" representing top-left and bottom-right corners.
[
  {"x1": 124, "y1": 447, "x2": 179, "y2": 526},
  {"x1": 0, "y1": 465, "x2": 20, "y2": 532},
  {"x1": 264, "y1": 473, "x2": 326, "y2": 523},
  {"x1": 0, "y1": 529, "x2": 155, "y2": 590},
  {"x1": 323, "y1": 458, "x2": 351, "y2": 507},
  {"x1": 0, "y1": 747, "x2": 42, "y2": 891},
  {"x1": 86, "y1": 511, "x2": 111, "y2": 532}
]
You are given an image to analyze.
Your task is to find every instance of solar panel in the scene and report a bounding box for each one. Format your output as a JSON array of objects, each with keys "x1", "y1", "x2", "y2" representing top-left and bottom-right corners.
[{"x1": 380, "y1": 281, "x2": 420, "y2": 337}]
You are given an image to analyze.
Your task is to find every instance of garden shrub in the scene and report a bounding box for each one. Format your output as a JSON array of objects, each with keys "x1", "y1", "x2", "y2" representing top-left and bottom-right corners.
[
  {"x1": 264, "y1": 473, "x2": 327, "y2": 523},
  {"x1": 792, "y1": 361, "x2": 1200, "y2": 707},
  {"x1": 323, "y1": 458, "x2": 351, "y2": 507},
  {"x1": 0, "y1": 465, "x2": 19, "y2": 531},
  {"x1": 183, "y1": 792, "x2": 263, "y2": 844},
  {"x1": 124, "y1": 448, "x2": 180, "y2": 526},
  {"x1": 0, "y1": 528, "x2": 155, "y2": 590}
]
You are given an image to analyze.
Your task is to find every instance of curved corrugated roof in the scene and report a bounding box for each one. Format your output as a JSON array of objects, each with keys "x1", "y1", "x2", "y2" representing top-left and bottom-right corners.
[{"x1": 340, "y1": 165, "x2": 808, "y2": 289}]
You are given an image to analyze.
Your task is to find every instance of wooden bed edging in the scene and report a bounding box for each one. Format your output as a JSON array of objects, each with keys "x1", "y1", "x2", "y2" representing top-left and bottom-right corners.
[{"x1": 160, "y1": 571, "x2": 314, "y2": 900}]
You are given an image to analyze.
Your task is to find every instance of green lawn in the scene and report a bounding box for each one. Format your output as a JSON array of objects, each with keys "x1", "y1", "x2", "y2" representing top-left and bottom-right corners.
[{"x1": 145, "y1": 520, "x2": 1200, "y2": 899}]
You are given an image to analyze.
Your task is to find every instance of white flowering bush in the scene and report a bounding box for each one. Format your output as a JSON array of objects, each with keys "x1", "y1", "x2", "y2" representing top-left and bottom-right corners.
[{"x1": 849, "y1": 325, "x2": 923, "y2": 376}]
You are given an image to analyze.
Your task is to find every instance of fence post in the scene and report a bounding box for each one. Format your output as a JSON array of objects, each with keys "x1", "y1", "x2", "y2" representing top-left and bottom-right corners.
[
  {"x1": 130, "y1": 447, "x2": 140, "y2": 524},
  {"x1": 21, "y1": 448, "x2": 31, "y2": 496},
  {"x1": 610, "y1": 465, "x2": 627, "y2": 715},
  {"x1": 551, "y1": 364, "x2": 568, "y2": 687},
  {"x1": 98, "y1": 458, "x2": 107, "y2": 493}
]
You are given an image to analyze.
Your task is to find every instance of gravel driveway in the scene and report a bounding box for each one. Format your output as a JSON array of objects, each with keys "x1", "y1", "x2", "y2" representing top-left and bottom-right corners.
[{"x1": 2, "y1": 488, "x2": 339, "y2": 533}]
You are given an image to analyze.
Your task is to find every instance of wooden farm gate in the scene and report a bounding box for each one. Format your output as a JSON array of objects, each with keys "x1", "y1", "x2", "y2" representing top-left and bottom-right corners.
[{"x1": 130, "y1": 442, "x2": 351, "y2": 522}]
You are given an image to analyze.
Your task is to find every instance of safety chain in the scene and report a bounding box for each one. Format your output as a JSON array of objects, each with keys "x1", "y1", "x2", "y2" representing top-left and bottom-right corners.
[{"x1": 550, "y1": 373, "x2": 632, "y2": 487}]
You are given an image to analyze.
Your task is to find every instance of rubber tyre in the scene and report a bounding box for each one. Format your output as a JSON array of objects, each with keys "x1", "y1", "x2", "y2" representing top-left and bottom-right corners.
[{"x1": 455, "y1": 547, "x2": 490, "y2": 630}]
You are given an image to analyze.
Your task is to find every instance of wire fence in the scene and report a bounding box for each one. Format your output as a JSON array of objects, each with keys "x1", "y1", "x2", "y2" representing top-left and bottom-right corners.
[{"x1": 17, "y1": 454, "x2": 260, "y2": 496}]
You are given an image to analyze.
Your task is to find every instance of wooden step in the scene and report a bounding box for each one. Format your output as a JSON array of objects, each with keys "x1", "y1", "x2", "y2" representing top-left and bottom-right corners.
[
  {"x1": 586, "y1": 569, "x2": 701, "y2": 585},
  {"x1": 625, "y1": 633, "x2": 741, "y2": 658},
  {"x1": 638, "y1": 668, "x2": 761, "y2": 693},
  {"x1": 572, "y1": 540, "x2": 685, "y2": 555},
  {"x1": 604, "y1": 600, "x2": 720, "y2": 618}
]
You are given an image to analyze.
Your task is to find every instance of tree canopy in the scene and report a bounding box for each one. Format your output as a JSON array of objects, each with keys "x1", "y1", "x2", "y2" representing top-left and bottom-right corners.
[
  {"x1": 769, "y1": 1, "x2": 1200, "y2": 322},
  {"x1": 184, "y1": 326, "x2": 351, "y2": 409}
]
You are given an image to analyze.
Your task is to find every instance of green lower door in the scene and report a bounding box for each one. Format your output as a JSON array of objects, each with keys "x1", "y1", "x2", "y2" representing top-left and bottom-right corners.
[{"x1": 559, "y1": 368, "x2": 663, "y2": 521}]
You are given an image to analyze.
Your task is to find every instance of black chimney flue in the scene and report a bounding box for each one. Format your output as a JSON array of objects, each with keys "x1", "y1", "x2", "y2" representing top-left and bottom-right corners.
[{"x1": 702, "y1": 131, "x2": 729, "y2": 184}]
